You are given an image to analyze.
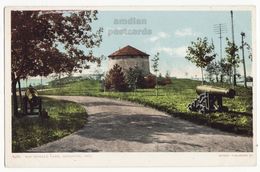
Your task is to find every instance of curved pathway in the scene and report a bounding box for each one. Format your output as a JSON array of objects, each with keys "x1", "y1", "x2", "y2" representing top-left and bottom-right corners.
[{"x1": 29, "y1": 96, "x2": 253, "y2": 152}]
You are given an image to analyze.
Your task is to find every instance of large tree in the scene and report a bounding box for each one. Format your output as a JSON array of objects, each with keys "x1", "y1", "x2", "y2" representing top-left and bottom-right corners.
[
  {"x1": 185, "y1": 37, "x2": 216, "y2": 85},
  {"x1": 11, "y1": 10, "x2": 103, "y2": 116}
]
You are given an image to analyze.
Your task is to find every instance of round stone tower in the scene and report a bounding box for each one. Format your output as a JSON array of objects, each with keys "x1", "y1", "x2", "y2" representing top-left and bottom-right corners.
[{"x1": 108, "y1": 45, "x2": 150, "y2": 75}]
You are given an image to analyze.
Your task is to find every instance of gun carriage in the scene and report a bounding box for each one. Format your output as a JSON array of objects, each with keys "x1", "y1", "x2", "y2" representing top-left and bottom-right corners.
[
  {"x1": 23, "y1": 86, "x2": 42, "y2": 116},
  {"x1": 188, "y1": 85, "x2": 235, "y2": 114}
]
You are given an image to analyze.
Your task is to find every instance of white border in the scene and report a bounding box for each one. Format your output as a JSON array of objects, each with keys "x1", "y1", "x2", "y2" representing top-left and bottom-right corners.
[{"x1": 3, "y1": 4, "x2": 258, "y2": 168}]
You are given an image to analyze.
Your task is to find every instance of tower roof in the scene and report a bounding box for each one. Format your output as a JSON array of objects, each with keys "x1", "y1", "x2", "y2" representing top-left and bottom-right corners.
[{"x1": 108, "y1": 45, "x2": 149, "y2": 58}]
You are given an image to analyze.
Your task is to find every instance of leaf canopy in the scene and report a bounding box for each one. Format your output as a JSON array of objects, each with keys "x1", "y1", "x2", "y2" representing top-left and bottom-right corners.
[{"x1": 11, "y1": 10, "x2": 103, "y2": 80}]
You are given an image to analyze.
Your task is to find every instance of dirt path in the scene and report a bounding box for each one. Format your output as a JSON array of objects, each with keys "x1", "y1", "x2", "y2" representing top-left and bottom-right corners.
[{"x1": 29, "y1": 96, "x2": 252, "y2": 152}]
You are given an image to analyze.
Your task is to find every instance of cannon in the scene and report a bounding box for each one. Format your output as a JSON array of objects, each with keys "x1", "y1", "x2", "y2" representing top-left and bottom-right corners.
[
  {"x1": 23, "y1": 85, "x2": 42, "y2": 116},
  {"x1": 188, "y1": 85, "x2": 235, "y2": 114}
]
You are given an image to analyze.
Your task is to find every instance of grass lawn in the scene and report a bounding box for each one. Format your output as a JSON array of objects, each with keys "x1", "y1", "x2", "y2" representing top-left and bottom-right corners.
[
  {"x1": 40, "y1": 78, "x2": 253, "y2": 136},
  {"x1": 12, "y1": 97, "x2": 88, "y2": 152}
]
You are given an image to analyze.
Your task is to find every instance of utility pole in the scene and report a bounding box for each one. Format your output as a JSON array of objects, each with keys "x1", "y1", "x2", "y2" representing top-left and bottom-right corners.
[
  {"x1": 213, "y1": 23, "x2": 227, "y2": 60},
  {"x1": 231, "y1": 10, "x2": 236, "y2": 87},
  {"x1": 213, "y1": 23, "x2": 226, "y2": 83},
  {"x1": 241, "y1": 32, "x2": 247, "y2": 88}
]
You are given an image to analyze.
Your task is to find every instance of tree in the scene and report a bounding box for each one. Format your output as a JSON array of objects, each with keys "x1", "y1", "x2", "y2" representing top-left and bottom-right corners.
[
  {"x1": 185, "y1": 37, "x2": 216, "y2": 85},
  {"x1": 244, "y1": 42, "x2": 252, "y2": 61},
  {"x1": 151, "y1": 52, "x2": 160, "y2": 96},
  {"x1": 205, "y1": 62, "x2": 215, "y2": 82},
  {"x1": 240, "y1": 32, "x2": 252, "y2": 88},
  {"x1": 11, "y1": 10, "x2": 103, "y2": 116},
  {"x1": 205, "y1": 61, "x2": 220, "y2": 82},
  {"x1": 225, "y1": 38, "x2": 240, "y2": 86},
  {"x1": 105, "y1": 64, "x2": 128, "y2": 91},
  {"x1": 218, "y1": 58, "x2": 233, "y2": 83},
  {"x1": 126, "y1": 66, "x2": 145, "y2": 91}
]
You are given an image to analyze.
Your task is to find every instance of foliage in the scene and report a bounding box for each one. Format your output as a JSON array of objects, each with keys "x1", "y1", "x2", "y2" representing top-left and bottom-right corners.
[
  {"x1": 157, "y1": 73, "x2": 165, "y2": 86},
  {"x1": 242, "y1": 42, "x2": 252, "y2": 60},
  {"x1": 11, "y1": 10, "x2": 103, "y2": 116},
  {"x1": 151, "y1": 52, "x2": 160, "y2": 73},
  {"x1": 225, "y1": 38, "x2": 240, "y2": 67},
  {"x1": 186, "y1": 37, "x2": 216, "y2": 68},
  {"x1": 157, "y1": 73, "x2": 172, "y2": 86},
  {"x1": 218, "y1": 58, "x2": 233, "y2": 83},
  {"x1": 126, "y1": 66, "x2": 145, "y2": 90},
  {"x1": 40, "y1": 78, "x2": 253, "y2": 135},
  {"x1": 12, "y1": 10, "x2": 103, "y2": 80},
  {"x1": 105, "y1": 64, "x2": 128, "y2": 91},
  {"x1": 225, "y1": 37, "x2": 240, "y2": 86},
  {"x1": 206, "y1": 61, "x2": 220, "y2": 82},
  {"x1": 144, "y1": 74, "x2": 156, "y2": 88},
  {"x1": 12, "y1": 97, "x2": 87, "y2": 152},
  {"x1": 185, "y1": 37, "x2": 216, "y2": 84},
  {"x1": 240, "y1": 32, "x2": 251, "y2": 88},
  {"x1": 151, "y1": 52, "x2": 160, "y2": 96}
]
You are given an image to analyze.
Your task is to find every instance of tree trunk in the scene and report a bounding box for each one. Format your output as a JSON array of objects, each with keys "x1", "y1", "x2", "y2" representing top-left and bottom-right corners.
[
  {"x1": 201, "y1": 68, "x2": 204, "y2": 85},
  {"x1": 11, "y1": 73, "x2": 18, "y2": 117},
  {"x1": 229, "y1": 70, "x2": 232, "y2": 85},
  {"x1": 233, "y1": 66, "x2": 237, "y2": 86},
  {"x1": 155, "y1": 72, "x2": 158, "y2": 97},
  {"x1": 18, "y1": 79, "x2": 23, "y2": 112}
]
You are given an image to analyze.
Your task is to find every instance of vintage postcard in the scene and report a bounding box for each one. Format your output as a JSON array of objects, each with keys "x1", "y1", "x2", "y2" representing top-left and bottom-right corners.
[{"x1": 4, "y1": 6, "x2": 256, "y2": 167}]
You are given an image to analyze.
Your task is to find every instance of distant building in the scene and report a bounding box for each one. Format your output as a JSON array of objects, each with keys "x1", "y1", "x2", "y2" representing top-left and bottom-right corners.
[{"x1": 108, "y1": 45, "x2": 150, "y2": 75}]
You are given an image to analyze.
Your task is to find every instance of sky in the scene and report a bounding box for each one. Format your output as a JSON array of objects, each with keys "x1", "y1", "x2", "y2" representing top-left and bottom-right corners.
[
  {"x1": 89, "y1": 10, "x2": 252, "y2": 78},
  {"x1": 24, "y1": 10, "x2": 253, "y2": 86}
]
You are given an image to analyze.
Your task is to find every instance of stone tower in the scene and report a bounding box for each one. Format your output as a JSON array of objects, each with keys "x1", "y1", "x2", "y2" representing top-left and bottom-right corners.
[{"x1": 108, "y1": 45, "x2": 150, "y2": 75}]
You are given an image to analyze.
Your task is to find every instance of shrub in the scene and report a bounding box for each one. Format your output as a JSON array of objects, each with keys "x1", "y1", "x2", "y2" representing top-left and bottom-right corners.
[
  {"x1": 157, "y1": 73, "x2": 166, "y2": 86},
  {"x1": 105, "y1": 64, "x2": 128, "y2": 92},
  {"x1": 144, "y1": 74, "x2": 156, "y2": 88},
  {"x1": 157, "y1": 73, "x2": 172, "y2": 86},
  {"x1": 164, "y1": 76, "x2": 172, "y2": 85}
]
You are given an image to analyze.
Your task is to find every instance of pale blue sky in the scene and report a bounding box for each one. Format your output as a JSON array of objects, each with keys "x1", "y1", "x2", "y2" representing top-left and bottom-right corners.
[
  {"x1": 24, "y1": 10, "x2": 253, "y2": 86},
  {"x1": 87, "y1": 10, "x2": 252, "y2": 78}
]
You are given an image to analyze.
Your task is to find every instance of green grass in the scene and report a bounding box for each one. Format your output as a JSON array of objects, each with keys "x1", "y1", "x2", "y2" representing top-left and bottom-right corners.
[
  {"x1": 12, "y1": 97, "x2": 88, "y2": 152},
  {"x1": 40, "y1": 78, "x2": 253, "y2": 135}
]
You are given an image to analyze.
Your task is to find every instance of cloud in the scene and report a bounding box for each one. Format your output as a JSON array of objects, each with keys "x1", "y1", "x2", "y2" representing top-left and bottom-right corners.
[
  {"x1": 149, "y1": 32, "x2": 170, "y2": 42},
  {"x1": 173, "y1": 46, "x2": 187, "y2": 57},
  {"x1": 156, "y1": 46, "x2": 187, "y2": 57},
  {"x1": 175, "y1": 28, "x2": 199, "y2": 37},
  {"x1": 157, "y1": 47, "x2": 174, "y2": 56},
  {"x1": 170, "y1": 66, "x2": 201, "y2": 79}
]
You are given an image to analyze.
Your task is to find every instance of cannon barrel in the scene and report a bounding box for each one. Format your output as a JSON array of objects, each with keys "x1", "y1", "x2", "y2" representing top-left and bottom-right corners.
[{"x1": 196, "y1": 85, "x2": 235, "y2": 98}]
